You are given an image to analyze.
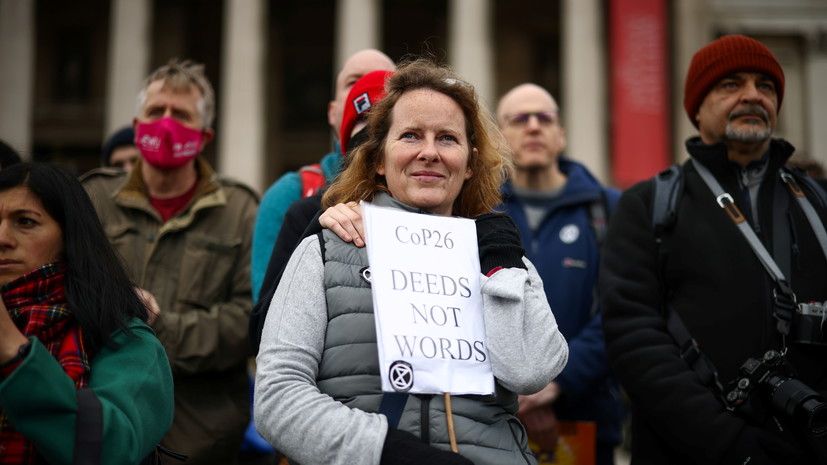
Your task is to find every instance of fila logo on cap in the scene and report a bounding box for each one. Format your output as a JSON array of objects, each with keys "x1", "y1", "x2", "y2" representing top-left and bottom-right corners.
[{"x1": 353, "y1": 92, "x2": 372, "y2": 114}]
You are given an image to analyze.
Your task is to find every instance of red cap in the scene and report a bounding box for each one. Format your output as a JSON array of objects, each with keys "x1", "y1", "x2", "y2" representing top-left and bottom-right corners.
[
  {"x1": 339, "y1": 70, "x2": 393, "y2": 156},
  {"x1": 684, "y1": 35, "x2": 784, "y2": 128}
]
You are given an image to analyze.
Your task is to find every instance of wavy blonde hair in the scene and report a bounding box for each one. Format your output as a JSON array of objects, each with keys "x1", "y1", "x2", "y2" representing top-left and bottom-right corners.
[{"x1": 323, "y1": 58, "x2": 512, "y2": 218}]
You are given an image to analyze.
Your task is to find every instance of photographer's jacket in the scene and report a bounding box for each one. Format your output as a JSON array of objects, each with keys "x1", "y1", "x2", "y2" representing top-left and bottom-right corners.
[
  {"x1": 81, "y1": 158, "x2": 258, "y2": 465},
  {"x1": 600, "y1": 137, "x2": 827, "y2": 464}
]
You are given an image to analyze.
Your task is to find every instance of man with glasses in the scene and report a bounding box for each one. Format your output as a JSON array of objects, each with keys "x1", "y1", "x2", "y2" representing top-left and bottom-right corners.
[{"x1": 496, "y1": 84, "x2": 624, "y2": 465}]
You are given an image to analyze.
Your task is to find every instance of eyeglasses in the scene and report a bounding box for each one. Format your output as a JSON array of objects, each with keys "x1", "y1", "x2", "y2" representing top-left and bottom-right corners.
[{"x1": 505, "y1": 111, "x2": 558, "y2": 127}]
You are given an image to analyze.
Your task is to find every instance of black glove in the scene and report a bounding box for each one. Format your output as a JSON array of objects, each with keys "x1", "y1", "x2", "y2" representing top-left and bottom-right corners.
[
  {"x1": 720, "y1": 425, "x2": 800, "y2": 465},
  {"x1": 474, "y1": 213, "x2": 526, "y2": 275},
  {"x1": 381, "y1": 428, "x2": 474, "y2": 465}
]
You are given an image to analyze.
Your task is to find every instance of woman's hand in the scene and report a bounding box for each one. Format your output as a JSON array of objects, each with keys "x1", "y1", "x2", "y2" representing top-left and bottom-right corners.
[
  {"x1": 517, "y1": 381, "x2": 561, "y2": 414},
  {"x1": 517, "y1": 382, "x2": 562, "y2": 452},
  {"x1": 0, "y1": 296, "x2": 29, "y2": 363},
  {"x1": 319, "y1": 202, "x2": 365, "y2": 247}
]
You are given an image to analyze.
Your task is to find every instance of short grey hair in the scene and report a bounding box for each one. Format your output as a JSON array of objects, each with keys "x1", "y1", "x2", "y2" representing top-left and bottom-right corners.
[{"x1": 134, "y1": 59, "x2": 215, "y2": 129}]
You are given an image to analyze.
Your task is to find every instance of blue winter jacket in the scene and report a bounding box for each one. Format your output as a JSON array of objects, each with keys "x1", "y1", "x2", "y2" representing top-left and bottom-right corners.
[{"x1": 500, "y1": 157, "x2": 624, "y2": 446}]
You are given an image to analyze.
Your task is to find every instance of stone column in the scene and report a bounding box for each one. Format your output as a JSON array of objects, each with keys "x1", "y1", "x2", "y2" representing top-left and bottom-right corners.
[
  {"x1": 448, "y1": 0, "x2": 494, "y2": 108},
  {"x1": 561, "y1": 0, "x2": 608, "y2": 183},
  {"x1": 218, "y1": 0, "x2": 267, "y2": 193},
  {"x1": 335, "y1": 0, "x2": 381, "y2": 72},
  {"x1": 104, "y1": 0, "x2": 152, "y2": 138},
  {"x1": 806, "y1": 33, "x2": 827, "y2": 166},
  {"x1": 0, "y1": 0, "x2": 35, "y2": 156},
  {"x1": 672, "y1": 0, "x2": 710, "y2": 163}
]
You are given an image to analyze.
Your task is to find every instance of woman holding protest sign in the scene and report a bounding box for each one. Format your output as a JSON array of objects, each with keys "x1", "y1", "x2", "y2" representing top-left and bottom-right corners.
[{"x1": 254, "y1": 58, "x2": 568, "y2": 465}]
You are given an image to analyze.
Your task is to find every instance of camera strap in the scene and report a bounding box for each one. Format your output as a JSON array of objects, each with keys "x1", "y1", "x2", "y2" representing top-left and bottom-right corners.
[{"x1": 691, "y1": 159, "x2": 827, "y2": 343}]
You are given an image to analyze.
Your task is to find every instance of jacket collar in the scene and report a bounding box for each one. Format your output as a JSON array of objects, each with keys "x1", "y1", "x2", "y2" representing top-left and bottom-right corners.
[
  {"x1": 372, "y1": 191, "x2": 432, "y2": 215},
  {"x1": 114, "y1": 157, "x2": 226, "y2": 225},
  {"x1": 685, "y1": 136, "x2": 795, "y2": 176},
  {"x1": 502, "y1": 156, "x2": 605, "y2": 207}
]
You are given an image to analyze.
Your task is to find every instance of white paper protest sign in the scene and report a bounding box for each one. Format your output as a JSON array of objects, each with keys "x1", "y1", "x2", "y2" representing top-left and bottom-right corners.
[{"x1": 362, "y1": 201, "x2": 494, "y2": 395}]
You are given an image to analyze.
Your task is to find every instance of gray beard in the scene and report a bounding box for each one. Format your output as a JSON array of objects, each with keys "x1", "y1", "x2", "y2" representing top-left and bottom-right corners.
[{"x1": 725, "y1": 123, "x2": 773, "y2": 143}]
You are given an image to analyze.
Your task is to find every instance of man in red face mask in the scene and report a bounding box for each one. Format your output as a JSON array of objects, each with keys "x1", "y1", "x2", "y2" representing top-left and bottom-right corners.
[{"x1": 81, "y1": 60, "x2": 259, "y2": 465}]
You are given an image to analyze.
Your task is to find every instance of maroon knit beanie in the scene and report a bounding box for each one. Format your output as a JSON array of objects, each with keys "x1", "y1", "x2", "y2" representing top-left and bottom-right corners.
[{"x1": 683, "y1": 35, "x2": 784, "y2": 128}]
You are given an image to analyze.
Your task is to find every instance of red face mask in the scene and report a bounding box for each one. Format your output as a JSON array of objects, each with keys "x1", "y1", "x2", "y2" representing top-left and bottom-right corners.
[{"x1": 134, "y1": 117, "x2": 203, "y2": 170}]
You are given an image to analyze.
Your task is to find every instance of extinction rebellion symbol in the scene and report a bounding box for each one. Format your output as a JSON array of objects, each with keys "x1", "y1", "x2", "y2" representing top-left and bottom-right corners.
[{"x1": 389, "y1": 361, "x2": 414, "y2": 392}]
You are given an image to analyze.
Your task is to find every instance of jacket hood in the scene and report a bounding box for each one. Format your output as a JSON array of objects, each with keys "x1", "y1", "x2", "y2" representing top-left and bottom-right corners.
[
  {"x1": 502, "y1": 156, "x2": 610, "y2": 208},
  {"x1": 685, "y1": 136, "x2": 795, "y2": 174}
]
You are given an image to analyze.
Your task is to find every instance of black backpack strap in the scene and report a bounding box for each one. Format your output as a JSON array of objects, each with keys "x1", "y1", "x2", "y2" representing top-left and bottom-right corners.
[
  {"x1": 317, "y1": 230, "x2": 326, "y2": 263},
  {"x1": 586, "y1": 189, "x2": 612, "y2": 318},
  {"x1": 663, "y1": 305, "x2": 726, "y2": 397},
  {"x1": 417, "y1": 394, "x2": 433, "y2": 444},
  {"x1": 652, "y1": 164, "x2": 683, "y2": 242},
  {"x1": 587, "y1": 190, "x2": 610, "y2": 247},
  {"x1": 74, "y1": 388, "x2": 104, "y2": 465},
  {"x1": 649, "y1": 164, "x2": 725, "y2": 395},
  {"x1": 651, "y1": 164, "x2": 684, "y2": 303},
  {"x1": 75, "y1": 388, "x2": 187, "y2": 465}
]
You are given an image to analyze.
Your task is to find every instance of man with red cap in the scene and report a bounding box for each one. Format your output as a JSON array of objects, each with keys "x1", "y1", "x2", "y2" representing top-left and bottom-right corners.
[
  {"x1": 248, "y1": 70, "x2": 394, "y2": 354},
  {"x1": 600, "y1": 35, "x2": 827, "y2": 464},
  {"x1": 251, "y1": 50, "x2": 395, "y2": 302}
]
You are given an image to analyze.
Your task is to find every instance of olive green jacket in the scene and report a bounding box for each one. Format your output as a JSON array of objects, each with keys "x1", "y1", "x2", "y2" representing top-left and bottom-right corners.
[{"x1": 81, "y1": 158, "x2": 258, "y2": 464}]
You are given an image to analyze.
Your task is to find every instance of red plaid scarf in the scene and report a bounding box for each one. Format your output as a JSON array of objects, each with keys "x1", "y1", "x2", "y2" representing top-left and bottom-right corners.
[{"x1": 0, "y1": 261, "x2": 92, "y2": 465}]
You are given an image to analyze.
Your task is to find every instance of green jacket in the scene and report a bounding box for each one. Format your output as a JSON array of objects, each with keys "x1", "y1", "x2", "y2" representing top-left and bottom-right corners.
[
  {"x1": 81, "y1": 158, "x2": 258, "y2": 464},
  {"x1": 0, "y1": 321, "x2": 173, "y2": 465}
]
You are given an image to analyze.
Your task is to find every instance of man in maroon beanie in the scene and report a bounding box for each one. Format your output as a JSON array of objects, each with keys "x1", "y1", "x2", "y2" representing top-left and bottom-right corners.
[{"x1": 600, "y1": 35, "x2": 827, "y2": 464}]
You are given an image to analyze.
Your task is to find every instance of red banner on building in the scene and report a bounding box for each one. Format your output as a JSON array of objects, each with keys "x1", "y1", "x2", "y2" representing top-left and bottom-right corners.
[{"x1": 609, "y1": 0, "x2": 670, "y2": 188}]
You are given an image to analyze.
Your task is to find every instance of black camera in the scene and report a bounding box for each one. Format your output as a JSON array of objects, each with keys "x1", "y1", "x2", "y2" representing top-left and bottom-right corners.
[
  {"x1": 793, "y1": 301, "x2": 827, "y2": 346},
  {"x1": 725, "y1": 350, "x2": 827, "y2": 436}
]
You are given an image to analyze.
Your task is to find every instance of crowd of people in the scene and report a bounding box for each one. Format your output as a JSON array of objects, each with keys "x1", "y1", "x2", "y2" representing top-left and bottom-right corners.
[{"x1": 1, "y1": 33, "x2": 826, "y2": 465}]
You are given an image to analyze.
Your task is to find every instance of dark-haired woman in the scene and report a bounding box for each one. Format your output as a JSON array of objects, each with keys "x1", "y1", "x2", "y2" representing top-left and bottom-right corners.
[{"x1": 0, "y1": 163, "x2": 173, "y2": 464}]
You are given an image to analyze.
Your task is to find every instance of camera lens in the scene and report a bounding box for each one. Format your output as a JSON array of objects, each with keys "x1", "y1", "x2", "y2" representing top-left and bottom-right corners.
[
  {"x1": 770, "y1": 375, "x2": 827, "y2": 434},
  {"x1": 802, "y1": 398, "x2": 827, "y2": 434}
]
